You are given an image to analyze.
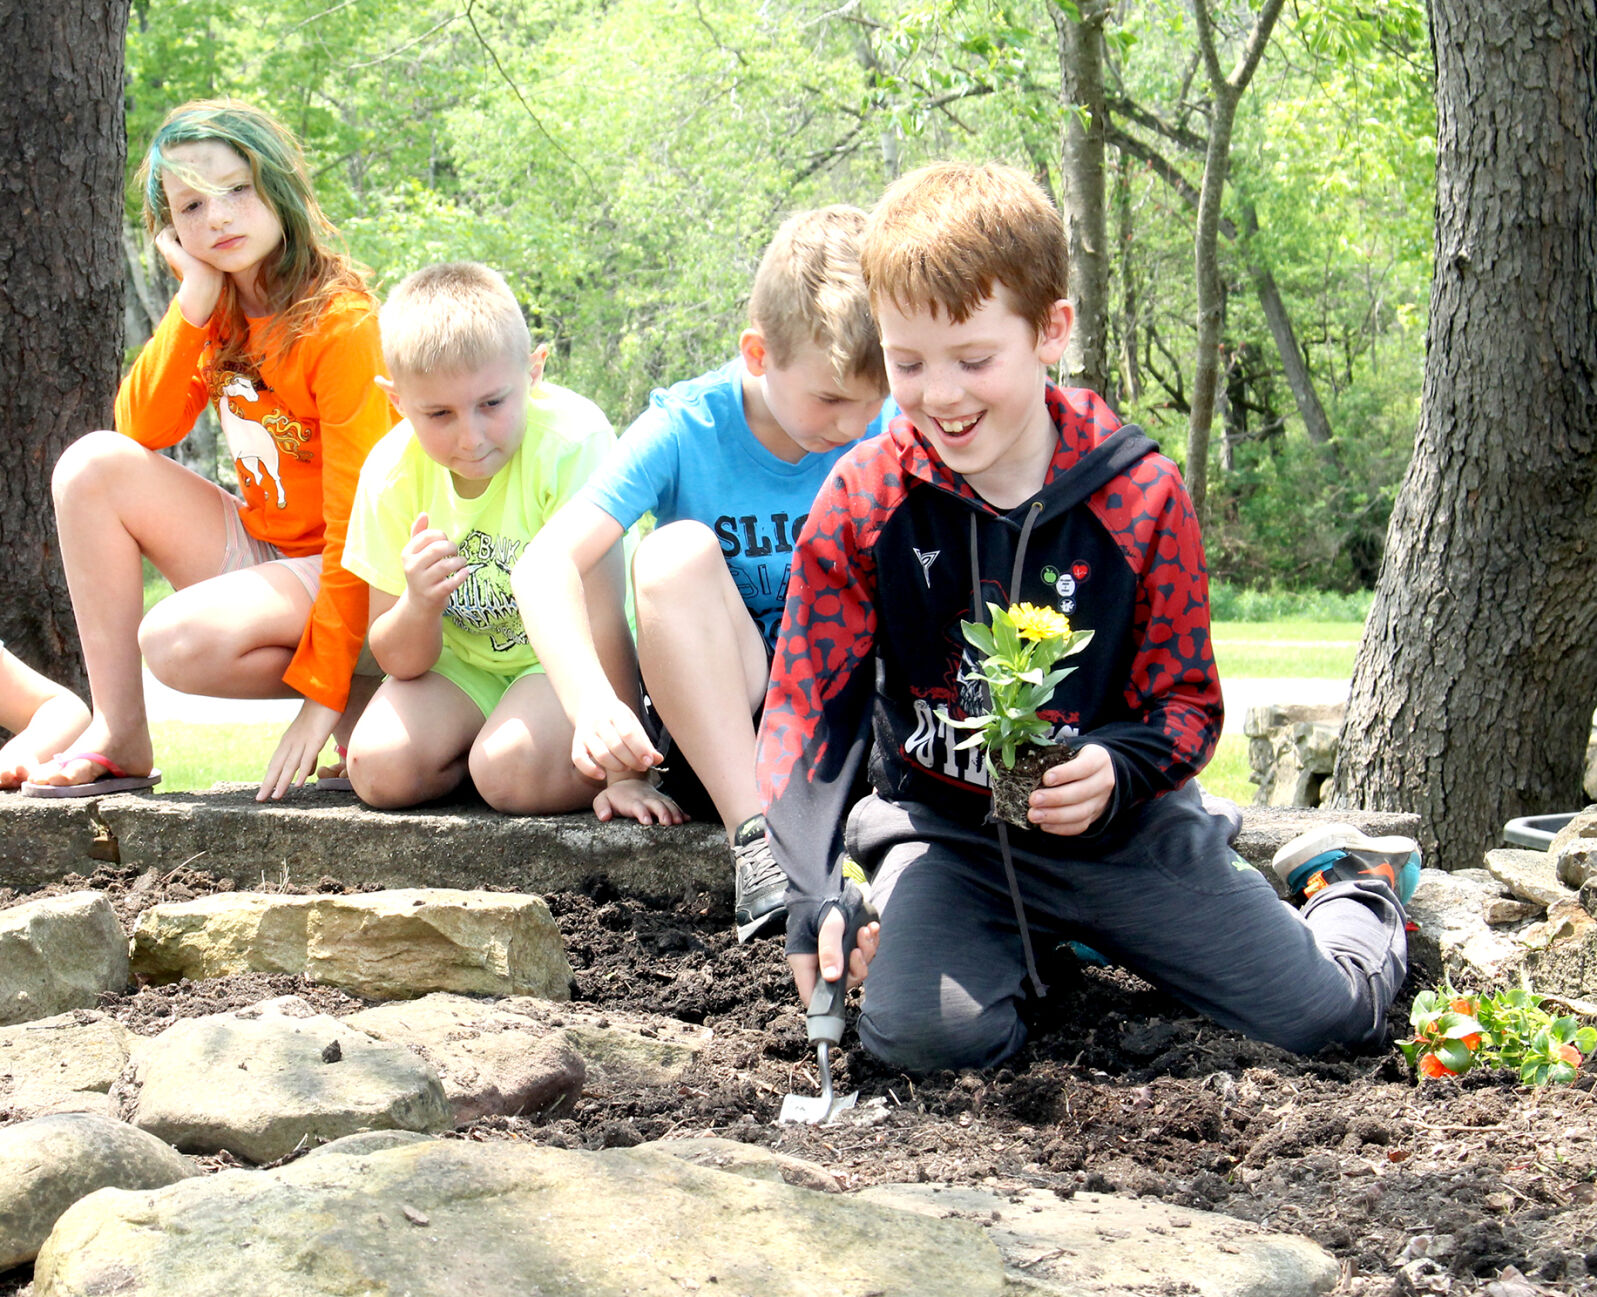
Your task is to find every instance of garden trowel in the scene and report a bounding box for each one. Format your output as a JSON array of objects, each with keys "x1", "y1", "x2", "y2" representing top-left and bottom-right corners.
[{"x1": 779, "y1": 890, "x2": 877, "y2": 1125}]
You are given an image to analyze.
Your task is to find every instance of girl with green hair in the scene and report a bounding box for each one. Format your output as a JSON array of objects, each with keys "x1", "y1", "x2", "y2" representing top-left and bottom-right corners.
[{"x1": 25, "y1": 100, "x2": 393, "y2": 801}]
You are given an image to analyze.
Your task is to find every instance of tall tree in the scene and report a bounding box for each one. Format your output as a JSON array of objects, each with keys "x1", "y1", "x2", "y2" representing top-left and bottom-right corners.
[
  {"x1": 1330, "y1": 0, "x2": 1597, "y2": 866},
  {"x1": 0, "y1": 0, "x2": 129, "y2": 692},
  {"x1": 1053, "y1": 0, "x2": 1112, "y2": 396},
  {"x1": 1184, "y1": 0, "x2": 1285, "y2": 518}
]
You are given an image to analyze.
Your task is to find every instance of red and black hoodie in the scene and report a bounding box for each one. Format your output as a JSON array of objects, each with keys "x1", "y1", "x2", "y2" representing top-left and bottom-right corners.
[{"x1": 756, "y1": 384, "x2": 1224, "y2": 956}]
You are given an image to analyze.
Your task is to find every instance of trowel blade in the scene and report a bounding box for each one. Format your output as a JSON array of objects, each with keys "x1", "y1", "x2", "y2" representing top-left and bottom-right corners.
[{"x1": 777, "y1": 1088, "x2": 859, "y2": 1125}]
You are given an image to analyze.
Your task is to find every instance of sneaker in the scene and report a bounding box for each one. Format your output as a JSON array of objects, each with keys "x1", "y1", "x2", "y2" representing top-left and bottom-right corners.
[
  {"x1": 1272, "y1": 822, "x2": 1421, "y2": 906},
  {"x1": 733, "y1": 814, "x2": 788, "y2": 942}
]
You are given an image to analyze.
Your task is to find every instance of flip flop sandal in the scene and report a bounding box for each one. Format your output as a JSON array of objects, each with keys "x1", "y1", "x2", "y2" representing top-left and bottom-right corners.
[
  {"x1": 21, "y1": 751, "x2": 162, "y2": 798},
  {"x1": 312, "y1": 744, "x2": 353, "y2": 792}
]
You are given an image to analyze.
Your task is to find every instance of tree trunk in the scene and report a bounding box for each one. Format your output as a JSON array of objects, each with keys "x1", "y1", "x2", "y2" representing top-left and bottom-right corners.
[
  {"x1": 0, "y1": 0, "x2": 129, "y2": 693},
  {"x1": 1184, "y1": 0, "x2": 1286, "y2": 520},
  {"x1": 1329, "y1": 0, "x2": 1597, "y2": 869},
  {"x1": 1054, "y1": 0, "x2": 1111, "y2": 397}
]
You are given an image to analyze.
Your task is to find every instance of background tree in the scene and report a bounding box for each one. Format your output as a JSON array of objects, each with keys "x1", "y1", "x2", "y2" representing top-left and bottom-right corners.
[
  {"x1": 1330, "y1": 0, "x2": 1597, "y2": 866},
  {"x1": 0, "y1": 0, "x2": 130, "y2": 693}
]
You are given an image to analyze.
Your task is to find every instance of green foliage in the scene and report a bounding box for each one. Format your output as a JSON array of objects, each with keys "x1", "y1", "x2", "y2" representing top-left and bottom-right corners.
[
  {"x1": 941, "y1": 602, "x2": 1093, "y2": 771},
  {"x1": 1208, "y1": 582, "x2": 1372, "y2": 622},
  {"x1": 119, "y1": 0, "x2": 1438, "y2": 576},
  {"x1": 1402, "y1": 985, "x2": 1596, "y2": 1086}
]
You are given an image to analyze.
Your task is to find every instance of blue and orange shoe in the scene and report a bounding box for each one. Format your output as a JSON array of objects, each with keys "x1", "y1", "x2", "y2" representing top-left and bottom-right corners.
[{"x1": 1272, "y1": 823, "x2": 1421, "y2": 906}]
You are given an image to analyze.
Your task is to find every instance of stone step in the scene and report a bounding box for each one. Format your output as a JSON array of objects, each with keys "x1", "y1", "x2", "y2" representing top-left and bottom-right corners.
[{"x1": 0, "y1": 784, "x2": 1421, "y2": 901}]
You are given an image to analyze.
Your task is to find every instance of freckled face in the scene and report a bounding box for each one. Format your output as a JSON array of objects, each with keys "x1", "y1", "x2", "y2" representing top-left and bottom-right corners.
[{"x1": 161, "y1": 140, "x2": 284, "y2": 279}]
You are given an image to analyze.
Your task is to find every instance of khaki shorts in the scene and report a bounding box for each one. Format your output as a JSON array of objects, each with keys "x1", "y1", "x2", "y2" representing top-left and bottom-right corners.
[{"x1": 211, "y1": 484, "x2": 380, "y2": 676}]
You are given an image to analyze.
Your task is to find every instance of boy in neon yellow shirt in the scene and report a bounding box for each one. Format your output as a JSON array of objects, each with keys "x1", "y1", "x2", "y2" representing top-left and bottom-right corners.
[{"x1": 342, "y1": 262, "x2": 672, "y2": 819}]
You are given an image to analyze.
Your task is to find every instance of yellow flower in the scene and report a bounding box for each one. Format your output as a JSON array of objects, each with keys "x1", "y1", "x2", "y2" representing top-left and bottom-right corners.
[{"x1": 1008, "y1": 602, "x2": 1071, "y2": 642}]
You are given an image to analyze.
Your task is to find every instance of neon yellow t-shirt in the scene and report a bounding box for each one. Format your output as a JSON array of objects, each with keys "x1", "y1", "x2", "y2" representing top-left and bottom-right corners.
[{"x1": 343, "y1": 381, "x2": 614, "y2": 676}]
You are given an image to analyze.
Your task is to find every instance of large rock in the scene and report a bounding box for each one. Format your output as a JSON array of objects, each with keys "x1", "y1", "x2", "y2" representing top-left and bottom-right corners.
[
  {"x1": 0, "y1": 1113, "x2": 192, "y2": 1271},
  {"x1": 1550, "y1": 808, "x2": 1597, "y2": 890},
  {"x1": 862, "y1": 1183, "x2": 1339, "y2": 1296},
  {"x1": 496, "y1": 996, "x2": 713, "y2": 1089},
  {"x1": 0, "y1": 892, "x2": 129, "y2": 1027},
  {"x1": 0, "y1": 1011, "x2": 136, "y2": 1120},
  {"x1": 1407, "y1": 869, "x2": 1597, "y2": 999},
  {"x1": 130, "y1": 999, "x2": 452, "y2": 1162},
  {"x1": 345, "y1": 993, "x2": 586, "y2": 1125},
  {"x1": 33, "y1": 1139, "x2": 1006, "y2": 1297},
  {"x1": 130, "y1": 888, "x2": 573, "y2": 1001},
  {"x1": 1483, "y1": 848, "x2": 1572, "y2": 909}
]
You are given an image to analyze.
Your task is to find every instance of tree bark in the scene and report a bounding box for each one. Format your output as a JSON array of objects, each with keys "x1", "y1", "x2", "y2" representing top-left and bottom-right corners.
[
  {"x1": 0, "y1": 0, "x2": 130, "y2": 692},
  {"x1": 1329, "y1": 0, "x2": 1597, "y2": 868},
  {"x1": 1185, "y1": 0, "x2": 1285, "y2": 520},
  {"x1": 1054, "y1": 0, "x2": 1111, "y2": 397}
]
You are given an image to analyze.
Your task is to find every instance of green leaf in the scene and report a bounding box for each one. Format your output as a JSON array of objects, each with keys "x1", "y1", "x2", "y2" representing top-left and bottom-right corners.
[
  {"x1": 962, "y1": 621, "x2": 997, "y2": 659},
  {"x1": 1436, "y1": 1039, "x2": 1475, "y2": 1075}
]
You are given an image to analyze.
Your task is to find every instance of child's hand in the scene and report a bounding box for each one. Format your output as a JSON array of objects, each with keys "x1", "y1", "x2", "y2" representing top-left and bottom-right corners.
[
  {"x1": 259, "y1": 698, "x2": 340, "y2": 800},
  {"x1": 570, "y1": 695, "x2": 662, "y2": 781},
  {"x1": 155, "y1": 226, "x2": 225, "y2": 326},
  {"x1": 1027, "y1": 742, "x2": 1115, "y2": 836},
  {"x1": 401, "y1": 513, "x2": 466, "y2": 612},
  {"x1": 593, "y1": 775, "x2": 686, "y2": 827},
  {"x1": 789, "y1": 909, "x2": 879, "y2": 1006}
]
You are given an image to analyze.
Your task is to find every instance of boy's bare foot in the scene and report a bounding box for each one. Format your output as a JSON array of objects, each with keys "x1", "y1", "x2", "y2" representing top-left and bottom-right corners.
[
  {"x1": 594, "y1": 776, "x2": 687, "y2": 827},
  {"x1": 25, "y1": 716, "x2": 154, "y2": 788}
]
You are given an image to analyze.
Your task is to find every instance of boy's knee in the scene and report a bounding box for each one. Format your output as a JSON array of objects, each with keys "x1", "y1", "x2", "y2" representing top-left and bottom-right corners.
[
  {"x1": 51, "y1": 430, "x2": 132, "y2": 503},
  {"x1": 632, "y1": 521, "x2": 721, "y2": 599},
  {"x1": 858, "y1": 995, "x2": 1026, "y2": 1073},
  {"x1": 467, "y1": 745, "x2": 581, "y2": 815}
]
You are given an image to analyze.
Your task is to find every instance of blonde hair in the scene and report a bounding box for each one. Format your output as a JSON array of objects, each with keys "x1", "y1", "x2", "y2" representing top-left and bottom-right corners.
[
  {"x1": 861, "y1": 162, "x2": 1069, "y2": 338},
  {"x1": 138, "y1": 98, "x2": 371, "y2": 375},
  {"x1": 379, "y1": 262, "x2": 531, "y2": 381},
  {"x1": 748, "y1": 207, "x2": 887, "y2": 393}
]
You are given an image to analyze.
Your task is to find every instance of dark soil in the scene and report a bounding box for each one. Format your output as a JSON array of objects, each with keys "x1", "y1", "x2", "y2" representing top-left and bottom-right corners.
[{"x1": 4, "y1": 863, "x2": 1595, "y2": 1295}]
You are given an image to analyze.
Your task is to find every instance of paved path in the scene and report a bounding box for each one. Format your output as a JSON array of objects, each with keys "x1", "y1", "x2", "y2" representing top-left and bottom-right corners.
[{"x1": 144, "y1": 670, "x2": 1351, "y2": 737}]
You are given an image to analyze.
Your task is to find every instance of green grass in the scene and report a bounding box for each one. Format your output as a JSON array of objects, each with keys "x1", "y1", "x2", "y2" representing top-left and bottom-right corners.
[
  {"x1": 1197, "y1": 733, "x2": 1252, "y2": 805},
  {"x1": 1211, "y1": 620, "x2": 1361, "y2": 679},
  {"x1": 150, "y1": 721, "x2": 327, "y2": 794}
]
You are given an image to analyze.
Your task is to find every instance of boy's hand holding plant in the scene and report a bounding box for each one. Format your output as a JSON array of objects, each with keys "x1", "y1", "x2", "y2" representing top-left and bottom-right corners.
[{"x1": 941, "y1": 602, "x2": 1094, "y2": 829}]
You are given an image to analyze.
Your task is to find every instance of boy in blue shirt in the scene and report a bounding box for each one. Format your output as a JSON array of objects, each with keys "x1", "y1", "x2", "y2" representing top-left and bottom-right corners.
[{"x1": 516, "y1": 207, "x2": 889, "y2": 939}]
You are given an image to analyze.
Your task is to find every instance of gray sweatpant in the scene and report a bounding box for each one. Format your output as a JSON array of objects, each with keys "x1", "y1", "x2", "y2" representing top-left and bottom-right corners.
[{"x1": 846, "y1": 783, "x2": 1408, "y2": 1072}]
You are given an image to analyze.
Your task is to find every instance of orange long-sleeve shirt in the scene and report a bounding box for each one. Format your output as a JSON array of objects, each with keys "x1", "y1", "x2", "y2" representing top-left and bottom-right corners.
[{"x1": 115, "y1": 293, "x2": 396, "y2": 711}]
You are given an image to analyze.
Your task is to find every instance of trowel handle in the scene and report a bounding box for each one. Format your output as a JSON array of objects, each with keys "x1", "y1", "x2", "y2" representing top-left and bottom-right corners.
[{"x1": 806, "y1": 892, "x2": 879, "y2": 1048}]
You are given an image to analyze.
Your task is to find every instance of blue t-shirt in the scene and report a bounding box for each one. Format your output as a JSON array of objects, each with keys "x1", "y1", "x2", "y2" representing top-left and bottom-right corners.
[{"x1": 580, "y1": 358, "x2": 890, "y2": 646}]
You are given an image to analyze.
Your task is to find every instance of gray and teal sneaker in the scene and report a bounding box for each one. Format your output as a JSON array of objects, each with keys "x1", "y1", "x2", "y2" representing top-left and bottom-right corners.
[
  {"x1": 1272, "y1": 822, "x2": 1421, "y2": 906},
  {"x1": 733, "y1": 814, "x2": 788, "y2": 942}
]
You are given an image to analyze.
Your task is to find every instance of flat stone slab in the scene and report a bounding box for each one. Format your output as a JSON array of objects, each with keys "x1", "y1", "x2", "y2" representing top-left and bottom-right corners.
[
  {"x1": 1, "y1": 784, "x2": 728, "y2": 902},
  {"x1": 0, "y1": 892, "x2": 130, "y2": 1027},
  {"x1": 3, "y1": 789, "x2": 1419, "y2": 910},
  {"x1": 859, "y1": 1182, "x2": 1339, "y2": 1296},
  {"x1": 130, "y1": 999, "x2": 452, "y2": 1162},
  {"x1": 1484, "y1": 848, "x2": 1572, "y2": 909},
  {"x1": 130, "y1": 888, "x2": 573, "y2": 1001},
  {"x1": 0, "y1": 1113, "x2": 193, "y2": 1271},
  {"x1": 34, "y1": 1139, "x2": 1006, "y2": 1297},
  {"x1": 0, "y1": 1011, "x2": 136, "y2": 1121}
]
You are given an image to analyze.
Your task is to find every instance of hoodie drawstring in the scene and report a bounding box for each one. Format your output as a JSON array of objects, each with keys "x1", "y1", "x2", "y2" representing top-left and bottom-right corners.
[{"x1": 969, "y1": 504, "x2": 1049, "y2": 999}]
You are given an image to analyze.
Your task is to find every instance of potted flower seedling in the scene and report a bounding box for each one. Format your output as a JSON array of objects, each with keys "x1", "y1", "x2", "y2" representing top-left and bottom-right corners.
[{"x1": 941, "y1": 602, "x2": 1094, "y2": 829}]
